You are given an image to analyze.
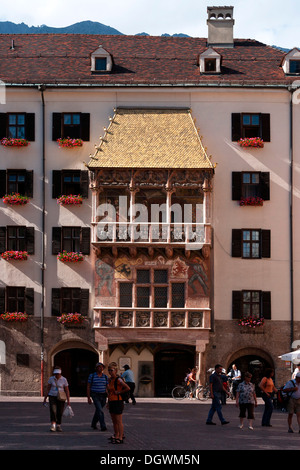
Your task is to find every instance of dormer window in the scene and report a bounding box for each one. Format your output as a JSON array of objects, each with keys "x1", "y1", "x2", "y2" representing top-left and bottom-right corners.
[
  {"x1": 91, "y1": 46, "x2": 113, "y2": 73},
  {"x1": 281, "y1": 48, "x2": 300, "y2": 75},
  {"x1": 199, "y1": 47, "x2": 221, "y2": 74}
]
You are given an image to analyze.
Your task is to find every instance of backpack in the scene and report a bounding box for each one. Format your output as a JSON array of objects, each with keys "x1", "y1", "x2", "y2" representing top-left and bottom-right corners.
[
  {"x1": 114, "y1": 375, "x2": 129, "y2": 402},
  {"x1": 277, "y1": 380, "x2": 296, "y2": 410}
]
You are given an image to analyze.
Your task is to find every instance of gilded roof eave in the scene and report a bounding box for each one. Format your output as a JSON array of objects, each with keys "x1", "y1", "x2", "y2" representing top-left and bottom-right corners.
[{"x1": 87, "y1": 108, "x2": 214, "y2": 170}]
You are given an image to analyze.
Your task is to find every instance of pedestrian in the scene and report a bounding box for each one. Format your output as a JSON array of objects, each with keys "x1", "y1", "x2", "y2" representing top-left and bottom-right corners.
[
  {"x1": 228, "y1": 364, "x2": 241, "y2": 398},
  {"x1": 292, "y1": 366, "x2": 300, "y2": 379},
  {"x1": 283, "y1": 372, "x2": 300, "y2": 433},
  {"x1": 43, "y1": 366, "x2": 70, "y2": 432},
  {"x1": 87, "y1": 362, "x2": 109, "y2": 431},
  {"x1": 121, "y1": 364, "x2": 136, "y2": 404},
  {"x1": 107, "y1": 362, "x2": 130, "y2": 444},
  {"x1": 236, "y1": 372, "x2": 257, "y2": 430},
  {"x1": 206, "y1": 364, "x2": 230, "y2": 426},
  {"x1": 259, "y1": 368, "x2": 278, "y2": 427}
]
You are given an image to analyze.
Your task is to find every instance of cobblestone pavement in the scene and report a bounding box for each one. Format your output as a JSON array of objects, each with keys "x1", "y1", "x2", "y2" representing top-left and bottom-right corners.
[{"x1": 0, "y1": 397, "x2": 298, "y2": 456}]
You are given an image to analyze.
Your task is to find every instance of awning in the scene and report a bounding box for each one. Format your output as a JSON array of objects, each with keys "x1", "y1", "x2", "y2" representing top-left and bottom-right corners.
[{"x1": 87, "y1": 107, "x2": 214, "y2": 170}]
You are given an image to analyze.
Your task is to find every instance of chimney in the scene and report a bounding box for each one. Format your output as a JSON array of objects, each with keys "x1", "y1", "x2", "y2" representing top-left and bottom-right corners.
[{"x1": 207, "y1": 6, "x2": 235, "y2": 48}]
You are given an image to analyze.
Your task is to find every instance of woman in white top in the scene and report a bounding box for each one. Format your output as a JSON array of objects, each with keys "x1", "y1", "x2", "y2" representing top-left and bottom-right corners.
[{"x1": 43, "y1": 366, "x2": 70, "y2": 432}]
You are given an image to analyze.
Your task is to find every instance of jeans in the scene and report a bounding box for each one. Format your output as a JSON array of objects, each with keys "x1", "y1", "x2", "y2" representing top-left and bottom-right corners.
[
  {"x1": 261, "y1": 392, "x2": 274, "y2": 426},
  {"x1": 206, "y1": 392, "x2": 227, "y2": 423},
  {"x1": 91, "y1": 392, "x2": 107, "y2": 429}
]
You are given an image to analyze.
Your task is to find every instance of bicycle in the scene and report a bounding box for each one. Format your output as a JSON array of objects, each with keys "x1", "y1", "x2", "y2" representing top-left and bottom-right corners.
[
  {"x1": 195, "y1": 384, "x2": 210, "y2": 401},
  {"x1": 171, "y1": 384, "x2": 191, "y2": 400}
]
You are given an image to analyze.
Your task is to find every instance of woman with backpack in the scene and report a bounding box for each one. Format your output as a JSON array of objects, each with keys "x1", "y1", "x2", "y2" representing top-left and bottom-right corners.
[{"x1": 107, "y1": 362, "x2": 130, "y2": 444}]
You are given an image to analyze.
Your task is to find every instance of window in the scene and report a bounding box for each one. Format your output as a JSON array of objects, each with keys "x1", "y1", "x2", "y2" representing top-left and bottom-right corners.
[
  {"x1": 232, "y1": 290, "x2": 271, "y2": 320},
  {"x1": 0, "y1": 170, "x2": 34, "y2": 198},
  {"x1": 232, "y1": 229, "x2": 270, "y2": 259},
  {"x1": 0, "y1": 286, "x2": 34, "y2": 315},
  {"x1": 289, "y1": 60, "x2": 300, "y2": 74},
  {"x1": 119, "y1": 268, "x2": 185, "y2": 308},
  {"x1": 95, "y1": 58, "x2": 107, "y2": 71},
  {"x1": 90, "y1": 46, "x2": 113, "y2": 72},
  {"x1": 232, "y1": 172, "x2": 270, "y2": 201},
  {"x1": 0, "y1": 226, "x2": 35, "y2": 254},
  {"x1": 51, "y1": 288, "x2": 89, "y2": 316},
  {"x1": 0, "y1": 113, "x2": 35, "y2": 141},
  {"x1": 199, "y1": 47, "x2": 221, "y2": 74},
  {"x1": 204, "y1": 58, "x2": 216, "y2": 72},
  {"x1": 231, "y1": 113, "x2": 270, "y2": 142},
  {"x1": 52, "y1": 113, "x2": 90, "y2": 141},
  {"x1": 52, "y1": 227, "x2": 90, "y2": 255},
  {"x1": 52, "y1": 170, "x2": 89, "y2": 198}
]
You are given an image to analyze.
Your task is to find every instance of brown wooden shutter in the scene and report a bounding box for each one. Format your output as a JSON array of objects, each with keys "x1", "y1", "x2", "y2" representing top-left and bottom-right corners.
[
  {"x1": 80, "y1": 113, "x2": 90, "y2": 141},
  {"x1": 0, "y1": 287, "x2": 5, "y2": 314},
  {"x1": 0, "y1": 170, "x2": 6, "y2": 197},
  {"x1": 80, "y1": 171, "x2": 89, "y2": 198},
  {"x1": 261, "y1": 114, "x2": 270, "y2": 142},
  {"x1": 80, "y1": 289, "x2": 89, "y2": 316},
  {"x1": 52, "y1": 227, "x2": 62, "y2": 255},
  {"x1": 0, "y1": 227, "x2": 6, "y2": 253},
  {"x1": 260, "y1": 172, "x2": 270, "y2": 200},
  {"x1": 25, "y1": 288, "x2": 34, "y2": 315},
  {"x1": 261, "y1": 230, "x2": 271, "y2": 258},
  {"x1": 0, "y1": 113, "x2": 7, "y2": 138},
  {"x1": 232, "y1": 229, "x2": 242, "y2": 257},
  {"x1": 52, "y1": 113, "x2": 62, "y2": 141},
  {"x1": 232, "y1": 113, "x2": 241, "y2": 141},
  {"x1": 232, "y1": 172, "x2": 242, "y2": 200},
  {"x1": 80, "y1": 227, "x2": 90, "y2": 255},
  {"x1": 26, "y1": 227, "x2": 35, "y2": 254},
  {"x1": 25, "y1": 171, "x2": 33, "y2": 198},
  {"x1": 25, "y1": 113, "x2": 35, "y2": 141},
  {"x1": 232, "y1": 291, "x2": 242, "y2": 319},
  {"x1": 261, "y1": 291, "x2": 271, "y2": 319},
  {"x1": 51, "y1": 288, "x2": 61, "y2": 316},
  {"x1": 52, "y1": 170, "x2": 62, "y2": 198}
]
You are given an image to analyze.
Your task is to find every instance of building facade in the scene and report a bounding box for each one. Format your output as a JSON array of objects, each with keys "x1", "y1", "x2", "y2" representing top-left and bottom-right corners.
[{"x1": 0, "y1": 7, "x2": 299, "y2": 396}]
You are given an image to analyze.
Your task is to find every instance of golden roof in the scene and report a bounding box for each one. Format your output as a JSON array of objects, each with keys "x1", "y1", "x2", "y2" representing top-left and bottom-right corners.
[{"x1": 87, "y1": 108, "x2": 213, "y2": 169}]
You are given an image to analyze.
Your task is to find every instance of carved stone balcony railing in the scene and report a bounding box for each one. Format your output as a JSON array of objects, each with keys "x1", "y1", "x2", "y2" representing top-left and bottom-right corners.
[
  {"x1": 93, "y1": 308, "x2": 211, "y2": 329},
  {"x1": 92, "y1": 222, "x2": 212, "y2": 248}
]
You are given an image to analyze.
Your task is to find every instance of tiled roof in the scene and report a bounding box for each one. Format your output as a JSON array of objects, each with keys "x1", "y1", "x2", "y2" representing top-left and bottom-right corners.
[
  {"x1": 0, "y1": 34, "x2": 292, "y2": 86},
  {"x1": 87, "y1": 108, "x2": 214, "y2": 169}
]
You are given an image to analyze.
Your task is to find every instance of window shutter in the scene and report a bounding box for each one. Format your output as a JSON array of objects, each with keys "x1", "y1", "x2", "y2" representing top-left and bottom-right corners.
[
  {"x1": 0, "y1": 227, "x2": 6, "y2": 253},
  {"x1": 26, "y1": 227, "x2": 35, "y2": 254},
  {"x1": 25, "y1": 171, "x2": 34, "y2": 198},
  {"x1": 260, "y1": 172, "x2": 270, "y2": 200},
  {"x1": 80, "y1": 113, "x2": 90, "y2": 141},
  {"x1": 232, "y1": 291, "x2": 242, "y2": 319},
  {"x1": 25, "y1": 113, "x2": 35, "y2": 141},
  {"x1": 0, "y1": 113, "x2": 7, "y2": 139},
  {"x1": 232, "y1": 172, "x2": 242, "y2": 200},
  {"x1": 52, "y1": 113, "x2": 62, "y2": 141},
  {"x1": 80, "y1": 227, "x2": 90, "y2": 255},
  {"x1": 261, "y1": 291, "x2": 271, "y2": 319},
  {"x1": 232, "y1": 229, "x2": 242, "y2": 257},
  {"x1": 51, "y1": 288, "x2": 61, "y2": 316},
  {"x1": 25, "y1": 288, "x2": 34, "y2": 315},
  {"x1": 80, "y1": 170, "x2": 89, "y2": 198},
  {"x1": 80, "y1": 289, "x2": 89, "y2": 316},
  {"x1": 261, "y1": 230, "x2": 271, "y2": 258},
  {"x1": 52, "y1": 170, "x2": 62, "y2": 198},
  {"x1": 231, "y1": 113, "x2": 241, "y2": 141},
  {"x1": 52, "y1": 227, "x2": 62, "y2": 255},
  {"x1": 0, "y1": 287, "x2": 5, "y2": 314},
  {"x1": 0, "y1": 170, "x2": 6, "y2": 197},
  {"x1": 261, "y1": 114, "x2": 270, "y2": 142}
]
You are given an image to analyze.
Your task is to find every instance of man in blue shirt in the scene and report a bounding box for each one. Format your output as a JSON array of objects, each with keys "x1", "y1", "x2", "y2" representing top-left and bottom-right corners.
[
  {"x1": 121, "y1": 365, "x2": 136, "y2": 404},
  {"x1": 87, "y1": 362, "x2": 109, "y2": 430}
]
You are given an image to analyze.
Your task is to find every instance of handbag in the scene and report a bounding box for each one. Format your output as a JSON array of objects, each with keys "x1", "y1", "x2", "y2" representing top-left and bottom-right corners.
[{"x1": 55, "y1": 379, "x2": 67, "y2": 401}]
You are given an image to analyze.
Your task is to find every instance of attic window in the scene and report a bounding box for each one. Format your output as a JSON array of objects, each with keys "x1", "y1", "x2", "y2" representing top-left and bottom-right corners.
[
  {"x1": 290, "y1": 60, "x2": 300, "y2": 74},
  {"x1": 205, "y1": 58, "x2": 216, "y2": 72},
  {"x1": 199, "y1": 47, "x2": 221, "y2": 74},
  {"x1": 281, "y1": 48, "x2": 300, "y2": 75},
  {"x1": 91, "y1": 45, "x2": 112, "y2": 73}
]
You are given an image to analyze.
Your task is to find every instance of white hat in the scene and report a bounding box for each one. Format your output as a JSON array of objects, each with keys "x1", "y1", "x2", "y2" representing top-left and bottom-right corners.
[{"x1": 53, "y1": 368, "x2": 61, "y2": 374}]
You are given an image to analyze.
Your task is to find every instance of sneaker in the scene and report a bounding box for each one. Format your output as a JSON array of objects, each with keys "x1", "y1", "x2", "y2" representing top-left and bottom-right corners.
[
  {"x1": 206, "y1": 421, "x2": 216, "y2": 425},
  {"x1": 221, "y1": 421, "x2": 230, "y2": 425},
  {"x1": 239, "y1": 425, "x2": 244, "y2": 429},
  {"x1": 56, "y1": 425, "x2": 62, "y2": 432},
  {"x1": 249, "y1": 426, "x2": 254, "y2": 430},
  {"x1": 288, "y1": 428, "x2": 294, "y2": 433},
  {"x1": 50, "y1": 423, "x2": 56, "y2": 432}
]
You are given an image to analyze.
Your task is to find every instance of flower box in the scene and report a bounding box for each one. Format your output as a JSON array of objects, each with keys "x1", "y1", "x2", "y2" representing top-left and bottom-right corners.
[
  {"x1": 238, "y1": 317, "x2": 264, "y2": 328},
  {"x1": 57, "y1": 137, "x2": 83, "y2": 148},
  {"x1": 1, "y1": 250, "x2": 28, "y2": 260},
  {"x1": 239, "y1": 196, "x2": 264, "y2": 206},
  {"x1": 57, "y1": 251, "x2": 84, "y2": 262},
  {"x1": 1, "y1": 312, "x2": 28, "y2": 322},
  {"x1": 238, "y1": 137, "x2": 264, "y2": 148},
  {"x1": 1, "y1": 138, "x2": 29, "y2": 147},
  {"x1": 3, "y1": 193, "x2": 30, "y2": 206},
  {"x1": 57, "y1": 194, "x2": 83, "y2": 206},
  {"x1": 57, "y1": 313, "x2": 85, "y2": 325}
]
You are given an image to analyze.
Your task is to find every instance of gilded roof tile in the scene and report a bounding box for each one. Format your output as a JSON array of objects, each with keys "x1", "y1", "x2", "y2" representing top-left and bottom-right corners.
[{"x1": 88, "y1": 108, "x2": 214, "y2": 169}]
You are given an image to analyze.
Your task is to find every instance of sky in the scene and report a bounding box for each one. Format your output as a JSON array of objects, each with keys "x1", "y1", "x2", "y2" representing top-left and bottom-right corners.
[{"x1": 0, "y1": 0, "x2": 299, "y2": 49}]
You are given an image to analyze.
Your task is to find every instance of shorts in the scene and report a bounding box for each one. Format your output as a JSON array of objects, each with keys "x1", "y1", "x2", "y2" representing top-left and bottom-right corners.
[
  {"x1": 239, "y1": 403, "x2": 255, "y2": 420},
  {"x1": 108, "y1": 400, "x2": 124, "y2": 415},
  {"x1": 287, "y1": 397, "x2": 300, "y2": 414}
]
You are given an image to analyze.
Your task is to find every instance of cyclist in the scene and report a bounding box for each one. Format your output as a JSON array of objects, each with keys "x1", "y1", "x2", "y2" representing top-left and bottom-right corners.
[{"x1": 186, "y1": 367, "x2": 198, "y2": 398}]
